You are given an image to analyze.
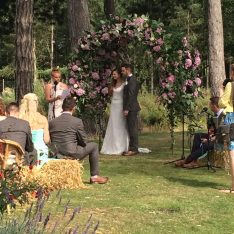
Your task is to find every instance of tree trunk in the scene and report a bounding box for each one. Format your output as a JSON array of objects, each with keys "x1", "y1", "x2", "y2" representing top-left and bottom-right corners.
[
  {"x1": 104, "y1": 0, "x2": 115, "y2": 19},
  {"x1": 208, "y1": 0, "x2": 226, "y2": 97},
  {"x1": 68, "y1": 0, "x2": 91, "y2": 51},
  {"x1": 15, "y1": 0, "x2": 34, "y2": 103}
]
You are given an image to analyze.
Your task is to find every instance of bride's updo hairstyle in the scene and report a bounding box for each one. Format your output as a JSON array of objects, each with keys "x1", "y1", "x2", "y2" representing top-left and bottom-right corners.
[{"x1": 19, "y1": 93, "x2": 46, "y2": 130}]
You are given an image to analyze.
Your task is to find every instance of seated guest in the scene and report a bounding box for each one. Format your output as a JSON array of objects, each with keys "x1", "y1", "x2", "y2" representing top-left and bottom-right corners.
[
  {"x1": 0, "y1": 102, "x2": 37, "y2": 165},
  {"x1": 19, "y1": 93, "x2": 51, "y2": 167},
  {"x1": 0, "y1": 99, "x2": 6, "y2": 121},
  {"x1": 49, "y1": 97, "x2": 109, "y2": 184},
  {"x1": 175, "y1": 97, "x2": 224, "y2": 168}
]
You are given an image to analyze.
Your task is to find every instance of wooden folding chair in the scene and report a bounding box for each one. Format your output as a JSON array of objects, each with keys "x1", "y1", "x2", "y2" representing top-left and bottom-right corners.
[{"x1": 0, "y1": 139, "x2": 24, "y2": 170}]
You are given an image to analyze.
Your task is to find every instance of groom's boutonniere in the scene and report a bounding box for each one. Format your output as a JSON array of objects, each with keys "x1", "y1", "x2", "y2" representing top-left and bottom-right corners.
[{"x1": 125, "y1": 80, "x2": 128, "y2": 86}]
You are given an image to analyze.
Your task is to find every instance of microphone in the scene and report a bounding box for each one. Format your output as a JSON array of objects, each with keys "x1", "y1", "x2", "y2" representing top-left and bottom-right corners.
[
  {"x1": 54, "y1": 81, "x2": 58, "y2": 92},
  {"x1": 199, "y1": 107, "x2": 208, "y2": 115}
]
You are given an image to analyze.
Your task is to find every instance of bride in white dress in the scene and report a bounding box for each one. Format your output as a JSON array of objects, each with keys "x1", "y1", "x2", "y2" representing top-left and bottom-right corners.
[{"x1": 101, "y1": 69, "x2": 129, "y2": 155}]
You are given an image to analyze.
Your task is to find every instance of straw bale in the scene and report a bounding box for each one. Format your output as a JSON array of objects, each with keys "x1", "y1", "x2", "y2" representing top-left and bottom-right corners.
[{"x1": 20, "y1": 159, "x2": 86, "y2": 191}]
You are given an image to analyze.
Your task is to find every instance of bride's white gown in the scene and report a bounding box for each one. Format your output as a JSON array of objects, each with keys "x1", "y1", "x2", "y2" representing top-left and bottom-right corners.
[{"x1": 101, "y1": 83, "x2": 129, "y2": 155}]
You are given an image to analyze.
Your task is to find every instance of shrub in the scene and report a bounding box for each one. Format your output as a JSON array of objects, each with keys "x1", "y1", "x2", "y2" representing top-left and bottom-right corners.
[
  {"x1": 139, "y1": 91, "x2": 167, "y2": 129},
  {"x1": 0, "y1": 87, "x2": 15, "y2": 104}
]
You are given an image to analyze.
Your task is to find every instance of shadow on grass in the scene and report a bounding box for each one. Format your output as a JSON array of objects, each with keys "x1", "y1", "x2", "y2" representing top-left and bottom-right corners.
[{"x1": 164, "y1": 176, "x2": 225, "y2": 189}]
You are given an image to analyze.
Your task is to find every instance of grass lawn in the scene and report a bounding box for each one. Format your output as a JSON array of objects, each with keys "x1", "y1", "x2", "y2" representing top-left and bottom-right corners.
[
  {"x1": 4, "y1": 131, "x2": 234, "y2": 234},
  {"x1": 39, "y1": 131, "x2": 234, "y2": 234}
]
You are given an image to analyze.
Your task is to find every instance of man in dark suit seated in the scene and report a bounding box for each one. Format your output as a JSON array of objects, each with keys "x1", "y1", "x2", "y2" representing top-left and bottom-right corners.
[
  {"x1": 49, "y1": 97, "x2": 108, "y2": 184},
  {"x1": 0, "y1": 102, "x2": 37, "y2": 165},
  {"x1": 175, "y1": 97, "x2": 224, "y2": 168}
]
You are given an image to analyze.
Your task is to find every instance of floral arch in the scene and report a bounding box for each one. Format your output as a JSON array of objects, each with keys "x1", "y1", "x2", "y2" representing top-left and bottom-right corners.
[{"x1": 68, "y1": 15, "x2": 202, "y2": 139}]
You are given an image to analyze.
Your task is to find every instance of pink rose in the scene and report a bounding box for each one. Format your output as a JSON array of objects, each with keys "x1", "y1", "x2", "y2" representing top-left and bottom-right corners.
[
  {"x1": 167, "y1": 74, "x2": 175, "y2": 83},
  {"x1": 101, "y1": 87, "x2": 108, "y2": 95},
  {"x1": 71, "y1": 65, "x2": 79, "y2": 72},
  {"x1": 96, "y1": 86, "x2": 101, "y2": 93},
  {"x1": 153, "y1": 46, "x2": 161, "y2": 52},
  {"x1": 157, "y1": 38, "x2": 164, "y2": 45},
  {"x1": 156, "y1": 27, "x2": 162, "y2": 34},
  {"x1": 187, "y1": 79, "x2": 193, "y2": 86},
  {"x1": 168, "y1": 91, "x2": 176, "y2": 99},
  {"x1": 162, "y1": 93, "x2": 168, "y2": 100},
  {"x1": 156, "y1": 57, "x2": 163, "y2": 64},
  {"x1": 185, "y1": 59, "x2": 192, "y2": 69},
  {"x1": 194, "y1": 56, "x2": 201, "y2": 67},
  {"x1": 193, "y1": 90, "x2": 198, "y2": 97},
  {"x1": 75, "y1": 88, "x2": 85, "y2": 96},
  {"x1": 69, "y1": 78, "x2": 76, "y2": 85},
  {"x1": 91, "y1": 72, "x2": 100, "y2": 80},
  {"x1": 194, "y1": 77, "x2": 202, "y2": 86},
  {"x1": 161, "y1": 82, "x2": 167, "y2": 88},
  {"x1": 105, "y1": 69, "x2": 112, "y2": 77},
  {"x1": 101, "y1": 33, "x2": 110, "y2": 41},
  {"x1": 128, "y1": 30, "x2": 134, "y2": 37}
]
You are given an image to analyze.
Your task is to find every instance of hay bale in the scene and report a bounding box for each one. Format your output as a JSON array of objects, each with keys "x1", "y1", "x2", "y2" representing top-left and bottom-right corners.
[
  {"x1": 21, "y1": 159, "x2": 86, "y2": 191},
  {"x1": 198, "y1": 150, "x2": 230, "y2": 170}
]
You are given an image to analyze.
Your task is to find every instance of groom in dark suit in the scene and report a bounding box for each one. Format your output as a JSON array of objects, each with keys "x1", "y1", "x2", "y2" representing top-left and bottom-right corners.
[
  {"x1": 49, "y1": 97, "x2": 108, "y2": 184},
  {"x1": 121, "y1": 63, "x2": 141, "y2": 156}
]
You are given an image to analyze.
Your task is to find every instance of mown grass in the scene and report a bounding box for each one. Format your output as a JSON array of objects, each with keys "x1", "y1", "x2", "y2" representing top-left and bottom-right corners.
[
  {"x1": 42, "y1": 131, "x2": 234, "y2": 234},
  {"x1": 3, "y1": 131, "x2": 234, "y2": 233}
]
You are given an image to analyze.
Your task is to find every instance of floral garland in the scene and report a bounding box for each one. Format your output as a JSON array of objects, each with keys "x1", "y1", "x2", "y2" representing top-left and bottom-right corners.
[
  {"x1": 68, "y1": 15, "x2": 164, "y2": 115},
  {"x1": 68, "y1": 15, "x2": 202, "y2": 149}
]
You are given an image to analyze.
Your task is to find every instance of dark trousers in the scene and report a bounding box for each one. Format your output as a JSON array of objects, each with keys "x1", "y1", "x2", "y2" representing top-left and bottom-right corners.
[
  {"x1": 127, "y1": 111, "x2": 139, "y2": 152},
  {"x1": 59, "y1": 142, "x2": 99, "y2": 177},
  {"x1": 185, "y1": 133, "x2": 214, "y2": 164},
  {"x1": 24, "y1": 149, "x2": 38, "y2": 166}
]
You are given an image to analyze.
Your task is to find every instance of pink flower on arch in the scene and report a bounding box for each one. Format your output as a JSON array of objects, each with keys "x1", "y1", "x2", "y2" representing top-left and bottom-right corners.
[
  {"x1": 71, "y1": 65, "x2": 79, "y2": 72},
  {"x1": 153, "y1": 46, "x2": 161, "y2": 52},
  {"x1": 156, "y1": 57, "x2": 163, "y2": 64},
  {"x1": 101, "y1": 87, "x2": 109, "y2": 96},
  {"x1": 193, "y1": 90, "x2": 198, "y2": 97},
  {"x1": 187, "y1": 79, "x2": 193, "y2": 86},
  {"x1": 167, "y1": 74, "x2": 175, "y2": 83},
  {"x1": 185, "y1": 59, "x2": 192, "y2": 69},
  {"x1": 101, "y1": 33, "x2": 110, "y2": 41},
  {"x1": 133, "y1": 17, "x2": 145, "y2": 26},
  {"x1": 157, "y1": 38, "x2": 164, "y2": 45},
  {"x1": 194, "y1": 77, "x2": 202, "y2": 86},
  {"x1": 162, "y1": 93, "x2": 168, "y2": 100},
  {"x1": 161, "y1": 82, "x2": 167, "y2": 88},
  {"x1": 156, "y1": 27, "x2": 162, "y2": 34},
  {"x1": 69, "y1": 78, "x2": 76, "y2": 85},
  {"x1": 75, "y1": 88, "x2": 85, "y2": 96},
  {"x1": 91, "y1": 72, "x2": 100, "y2": 80},
  {"x1": 194, "y1": 55, "x2": 201, "y2": 67},
  {"x1": 168, "y1": 91, "x2": 176, "y2": 99}
]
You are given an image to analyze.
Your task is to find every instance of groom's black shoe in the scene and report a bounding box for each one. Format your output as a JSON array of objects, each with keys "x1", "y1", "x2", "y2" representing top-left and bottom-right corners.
[{"x1": 123, "y1": 151, "x2": 138, "y2": 156}]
